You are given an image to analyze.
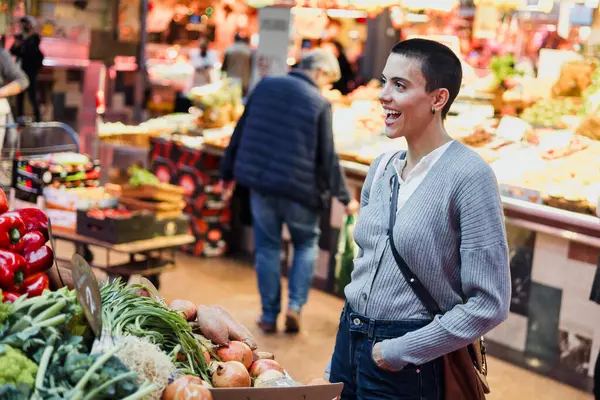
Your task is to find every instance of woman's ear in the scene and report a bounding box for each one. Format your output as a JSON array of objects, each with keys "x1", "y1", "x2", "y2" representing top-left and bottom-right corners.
[{"x1": 431, "y1": 88, "x2": 450, "y2": 113}]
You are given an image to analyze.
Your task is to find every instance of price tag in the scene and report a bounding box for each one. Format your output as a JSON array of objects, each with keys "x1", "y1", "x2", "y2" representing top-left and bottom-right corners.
[
  {"x1": 140, "y1": 277, "x2": 161, "y2": 301},
  {"x1": 71, "y1": 254, "x2": 102, "y2": 337},
  {"x1": 495, "y1": 116, "x2": 532, "y2": 143},
  {"x1": 500, "y1": 184, "x2": 543, "y2": 204}
]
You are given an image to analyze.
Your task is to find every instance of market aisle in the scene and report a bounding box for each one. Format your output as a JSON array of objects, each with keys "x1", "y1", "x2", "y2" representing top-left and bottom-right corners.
[{"x1": 157, "y1": 255, "x2": 592, "y2": 400}]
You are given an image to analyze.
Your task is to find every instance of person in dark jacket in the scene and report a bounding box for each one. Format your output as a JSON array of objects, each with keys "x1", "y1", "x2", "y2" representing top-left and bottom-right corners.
[
  {"x1": 220, "y1": 48, "x2": 358, "y2": 334},
  {"x1": 10, "y1": 16, "x2": 44, "y2": 122}
]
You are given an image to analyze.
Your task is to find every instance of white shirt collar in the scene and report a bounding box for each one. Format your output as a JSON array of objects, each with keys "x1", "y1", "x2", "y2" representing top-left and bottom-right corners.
[{"x1": 393, "y1": 141, "x2": 455, "y2": 183}]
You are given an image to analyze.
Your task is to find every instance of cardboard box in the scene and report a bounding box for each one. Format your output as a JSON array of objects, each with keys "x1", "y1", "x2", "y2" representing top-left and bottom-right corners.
[
  {"x1": 209, "y1": 383, "x2": 343, "y2": 400},
  {"x1": 76, "y1": 210, "x2": 155, "y2": 244},
  {"x1": 13, "y1": 158, "x2": 100, "y2": 185}
]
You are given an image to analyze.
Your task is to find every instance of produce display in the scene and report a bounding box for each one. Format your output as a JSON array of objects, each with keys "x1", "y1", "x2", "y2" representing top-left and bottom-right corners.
[
  {"x1": 0, "y1": 258, "x2": 333, "y2": 400},
  {"x1": 0, "y1": 194, "x2": 54, "y2": 302},
  {"x1": 98, "y1": 114, "x2": 199, "y2": 148},
  {"x1": 119, "y1": 167, "x2": 186, "y2": 219},
  {"x1": 188, "y1": 79, "x2": 244, "y2": 129},
  {"x1": 520, "y1": 98, "x2": 581, "y2": 128}
]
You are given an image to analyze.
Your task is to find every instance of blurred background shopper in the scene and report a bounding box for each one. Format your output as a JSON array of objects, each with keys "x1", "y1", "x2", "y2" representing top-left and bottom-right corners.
[
  {"x1": 222, "y1": 33, "x2": 253, "y2": 97},
  {"x1": 327, "y1": 39, "x2": 510, "y2": 399},
  {"x1": 220, "y1": 48, "x2": 358, "y2": 334},
  {"x1": 10, "y1": 16, "x2": 43, "y2": 122},
  {"x1": 0, "y1": 47, "x2": 28, "y2": 159}
]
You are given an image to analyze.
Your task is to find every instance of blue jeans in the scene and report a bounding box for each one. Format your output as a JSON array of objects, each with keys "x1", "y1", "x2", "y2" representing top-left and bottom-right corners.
[
  {"x1": 250, "y1": 191, "x2": 320, "y2": 324},
  {"x1": 330, "y1": 304, "x2": 444, "y2": 400}
]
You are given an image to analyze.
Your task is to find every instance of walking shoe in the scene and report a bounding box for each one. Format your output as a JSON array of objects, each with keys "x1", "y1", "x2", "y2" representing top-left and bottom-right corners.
[
  {"x1": 256, "y1": 318, "x2": 277, "y2": 334},
  {"x1": 285, "y1": 311, "x2": 301, "y2": 334}
]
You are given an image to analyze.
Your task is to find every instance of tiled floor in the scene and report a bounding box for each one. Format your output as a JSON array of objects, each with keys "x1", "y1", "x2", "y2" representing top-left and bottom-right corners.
[{"x1": 153, "y1": 255, "x2": 594, "y2": 400}]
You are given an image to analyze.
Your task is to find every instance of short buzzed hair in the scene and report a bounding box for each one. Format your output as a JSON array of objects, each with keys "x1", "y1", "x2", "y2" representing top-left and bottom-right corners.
[
  {"x1": 391, "y1": 39, "x2": 462, "y2": 118},
  {"x1": 297, "y1": 48, "x2": 341, "y2": 83}
]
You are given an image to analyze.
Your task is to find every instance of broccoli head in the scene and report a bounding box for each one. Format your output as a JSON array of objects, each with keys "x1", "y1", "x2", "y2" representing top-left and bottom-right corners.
[{"x1": 0, "y1": 344, "x2": 38, "y2": 388}]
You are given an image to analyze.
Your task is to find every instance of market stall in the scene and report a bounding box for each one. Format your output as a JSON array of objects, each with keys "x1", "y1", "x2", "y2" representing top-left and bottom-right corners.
[{"x1": 0, "y1": 192, "x2": 342, "y2": 398}]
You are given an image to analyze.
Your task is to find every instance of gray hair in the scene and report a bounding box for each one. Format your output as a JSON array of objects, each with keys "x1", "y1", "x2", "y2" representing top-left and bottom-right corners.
[{"x1": 297, "y1": 49, "x2": 341, "y2": 83}]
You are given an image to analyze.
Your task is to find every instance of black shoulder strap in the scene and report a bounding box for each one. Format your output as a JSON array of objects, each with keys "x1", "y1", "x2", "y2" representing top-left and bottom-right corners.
[{"x1": 388, "y1": 173, "x2": 444, "y2": 318}]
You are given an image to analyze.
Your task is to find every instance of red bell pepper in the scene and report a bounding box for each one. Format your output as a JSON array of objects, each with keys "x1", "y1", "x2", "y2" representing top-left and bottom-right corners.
[
  {"x1": 23, "y1": 244, "x2": 54, "y2": 275},
  {"x1": 2, "y1": 208, "x2": 49, "y2": 240},
  {"x1": 0, "y1": 215, "x2": 26, "y2": 250},
  {"x1": 11, "y1": 231, "x2": 46, "y2": 255},
  {"x1": 0, "y1": 249, "x2": 28, "y2": 292},
  {"x1": 0, "y1": 189, "x2": 8, "y2": 215},
  {"x1": 1, "y1": 291, "x2": 20, "y2": 303},
  {"x1": 21, "y1": 272, "x2": 49, "y2": 297}
]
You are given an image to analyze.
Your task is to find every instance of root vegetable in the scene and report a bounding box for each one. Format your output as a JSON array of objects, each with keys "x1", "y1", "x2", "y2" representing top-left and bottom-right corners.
[
  {"x1": 163, "y1": 375, "x2": 208, "y2": 400},
  {"x1": 203, "y1": 350, "x2": 211, "y2": 365},
  {"x1": 170, "y1": 300, "x2": 197, "y2": 321},
  {"x1": 253, "y1": 370, "x2": 285, "y2": 388},
  {"x1": 216, "y1": 341, "x2": 253, "y2": 369},
  {"x1": 256, "y1": 351, "x2": 275, "y2": 360},
  {"x1": 211, "y1": 305, "x2": 257, "y2": 350},
  {"x1": 196, "y1": 305, "x2": 229, "y2": 345},
  {"x1": 177, "y1": 384, "x2": 213, "y2": 400},
  {"x1": 211, "y1": 361, "x2": 251, "y2": 388},
  {"x1": 249, "y1": 359, "x2": 285, "y2": 379}
]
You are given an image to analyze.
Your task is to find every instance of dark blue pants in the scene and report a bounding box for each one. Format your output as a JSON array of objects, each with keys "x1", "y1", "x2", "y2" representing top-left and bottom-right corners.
[{"x1": 330, "y1": 304, "x2": 444, "y2": 400}]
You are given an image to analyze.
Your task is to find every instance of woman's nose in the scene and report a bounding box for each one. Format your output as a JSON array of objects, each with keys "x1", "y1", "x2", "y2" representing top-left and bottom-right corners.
[{"x1": 378, "y1": 86, "x2": 391, "y2": 102}]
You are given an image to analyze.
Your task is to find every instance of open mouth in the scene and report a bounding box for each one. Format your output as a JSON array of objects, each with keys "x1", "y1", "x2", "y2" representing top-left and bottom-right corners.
[{"x1": 384, "y1": 109, "x2": 402, "y2": 125}]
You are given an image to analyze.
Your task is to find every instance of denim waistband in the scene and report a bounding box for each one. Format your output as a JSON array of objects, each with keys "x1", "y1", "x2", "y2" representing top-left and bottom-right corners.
[{"x1": 343, "y1": 303, "x2": 430, "y2": 341}]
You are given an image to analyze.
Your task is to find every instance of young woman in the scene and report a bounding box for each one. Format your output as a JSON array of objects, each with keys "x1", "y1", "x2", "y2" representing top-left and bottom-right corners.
[{"x1": 327, "y1": 39, "x2": 511, "y2": 399}]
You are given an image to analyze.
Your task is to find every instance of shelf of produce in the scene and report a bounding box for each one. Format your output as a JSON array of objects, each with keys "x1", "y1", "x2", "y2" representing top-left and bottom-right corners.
[
  {"x1": 53, "y1": 231, "x2": 196, "y2": 253},
  {"x1": 340, "y1": 159, "x2": 600, "y2": 238}
]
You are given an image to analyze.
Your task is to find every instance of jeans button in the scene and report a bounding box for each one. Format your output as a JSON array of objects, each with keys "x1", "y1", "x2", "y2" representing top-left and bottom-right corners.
[
  {"x1": 353, "y1": 318, "x2": 362, "y2": 326},
  {"x1": 361, "y1": 292, "x2": 367, "y2": 300}
]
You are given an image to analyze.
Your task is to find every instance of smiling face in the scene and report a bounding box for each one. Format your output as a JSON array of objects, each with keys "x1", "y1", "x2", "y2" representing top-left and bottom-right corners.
[{"x1": 379, "y1": 54, "x2": 440, "y2": 140}]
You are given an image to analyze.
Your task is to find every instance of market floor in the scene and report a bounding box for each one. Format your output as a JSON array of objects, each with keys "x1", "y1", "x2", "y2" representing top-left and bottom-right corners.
[{"x1": 84, "y1": 250, "x2": 592, "y2": 400}]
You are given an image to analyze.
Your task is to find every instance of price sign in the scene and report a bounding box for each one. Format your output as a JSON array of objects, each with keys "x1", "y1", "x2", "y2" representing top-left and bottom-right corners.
[
  {"x1": 495, "y1": 116, "x2": 532, "y2": 143},
  {"x1": 71, "y1": 254, "x2": 102, "y2": 337},
  {"x1": 250, "y1": 6, "x2": 292, "y2": 90}
]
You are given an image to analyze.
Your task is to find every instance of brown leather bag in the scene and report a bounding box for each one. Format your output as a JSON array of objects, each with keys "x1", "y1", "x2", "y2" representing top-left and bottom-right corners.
[{"x1": 388, "y1": 173, "x2": 491, "y2": 399}]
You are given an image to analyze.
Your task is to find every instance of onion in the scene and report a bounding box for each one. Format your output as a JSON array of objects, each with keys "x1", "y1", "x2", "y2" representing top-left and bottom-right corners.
[
  {"x1": 170, "y1": 299, "x2": 197, "y2": 321},
  {"x1": 211, "y1": 361, "x2": 251, "y2": 388},
  {"x1": 163, "y1": 375, "x2": 206, "y2": 400},
  {"x1": 216, "y1": 341, "x2": 253, "y2": 369},
  {"x1": 249, "y1": 359, "x2": 285, "y2": 379},
  {"x1": 177, "y1": 384, "x2": 213, "y2": 400},
  {"x1": 253, "y1": 370, "x2": 285, "y2": 388}
]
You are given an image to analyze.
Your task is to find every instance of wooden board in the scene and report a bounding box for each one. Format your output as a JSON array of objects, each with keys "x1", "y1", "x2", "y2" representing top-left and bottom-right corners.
[
  {"x1": 119, "y1": 196, "x2": 186, "y2": 212},
  {"x1": 53, "y1": 232, "x2": 196, "y2": 254}
]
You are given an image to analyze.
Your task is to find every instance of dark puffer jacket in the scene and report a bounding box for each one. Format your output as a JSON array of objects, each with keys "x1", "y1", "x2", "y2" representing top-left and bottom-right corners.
[{"x1": 221, "y1": 70, "x2": 350, "y2": 210}]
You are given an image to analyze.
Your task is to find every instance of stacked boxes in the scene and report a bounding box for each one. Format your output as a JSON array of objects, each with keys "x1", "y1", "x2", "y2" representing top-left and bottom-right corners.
[
  {"x1": 13, "y1": 156, "x2": 101, "y2": 204},
  {"x1": 150, "y1": 137, "x2": 230, "y2": 257}
]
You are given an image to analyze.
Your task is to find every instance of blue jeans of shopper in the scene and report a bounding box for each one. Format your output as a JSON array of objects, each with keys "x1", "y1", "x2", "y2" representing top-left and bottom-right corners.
[
  {"x1": 250, "y1": 191, "x2": 320, "y2": 324},
  {"x1": 330, "y1": 304, "x2": 444, "y2": 400}
]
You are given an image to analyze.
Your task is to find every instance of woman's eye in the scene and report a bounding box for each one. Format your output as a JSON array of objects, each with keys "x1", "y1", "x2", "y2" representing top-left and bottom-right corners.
[
  {"x1": 394, "y1": 82, "x2": 405, "y2": 90},
  {"x1": 380, "y1": 78, "x2": 386, "y2": 86}
]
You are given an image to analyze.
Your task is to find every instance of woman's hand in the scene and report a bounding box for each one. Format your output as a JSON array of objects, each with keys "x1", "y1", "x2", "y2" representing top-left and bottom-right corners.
[{"x1": 372, "y1": 342, "x2": 395, "y2": 371}]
